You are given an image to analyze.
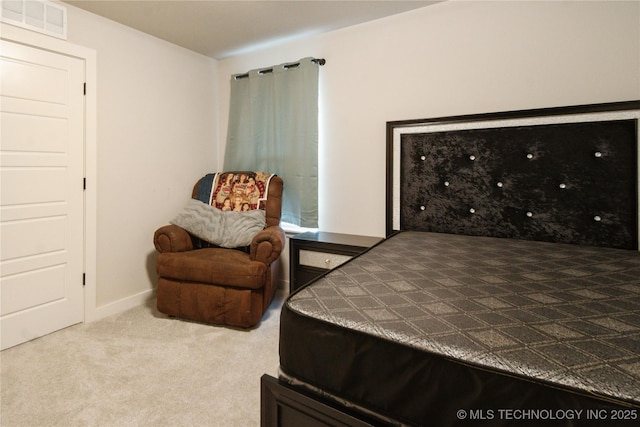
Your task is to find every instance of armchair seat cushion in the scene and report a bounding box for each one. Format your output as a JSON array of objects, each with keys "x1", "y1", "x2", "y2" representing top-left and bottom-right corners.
[{"x1": 157, "y1": 248, "x2": 267, "y2": 289}]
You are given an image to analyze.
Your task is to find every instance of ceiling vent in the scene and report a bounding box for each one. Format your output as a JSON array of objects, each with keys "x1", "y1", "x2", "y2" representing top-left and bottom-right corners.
[{"x1": 1, "y1": 0, "x2": 67, "y2": 39}]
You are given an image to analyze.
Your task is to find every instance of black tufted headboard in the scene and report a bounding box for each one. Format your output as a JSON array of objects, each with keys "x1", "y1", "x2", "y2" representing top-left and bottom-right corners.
[{"x1": 386, "y1": 101, "x2": 640, "y2": 250}]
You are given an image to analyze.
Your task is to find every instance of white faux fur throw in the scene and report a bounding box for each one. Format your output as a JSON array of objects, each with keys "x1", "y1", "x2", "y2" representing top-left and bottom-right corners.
[{"x1": 170, "y1": 199, "x2": 266, "y2": 248}]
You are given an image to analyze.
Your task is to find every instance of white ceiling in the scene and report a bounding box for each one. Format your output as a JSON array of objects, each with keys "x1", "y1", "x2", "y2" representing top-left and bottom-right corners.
[{"x1": 64, "y1": 1, "x2": 440, "y2": 59}]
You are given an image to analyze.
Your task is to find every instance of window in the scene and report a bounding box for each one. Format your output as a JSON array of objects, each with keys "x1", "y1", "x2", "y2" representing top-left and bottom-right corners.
[{"x1": 223, "y1": 57, "x2": 321, "y2": 228}]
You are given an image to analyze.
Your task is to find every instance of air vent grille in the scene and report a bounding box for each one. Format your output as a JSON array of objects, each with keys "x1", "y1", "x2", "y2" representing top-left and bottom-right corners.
[{"x1": 1, "y1": 0, "x2": 67, "y2": 39}]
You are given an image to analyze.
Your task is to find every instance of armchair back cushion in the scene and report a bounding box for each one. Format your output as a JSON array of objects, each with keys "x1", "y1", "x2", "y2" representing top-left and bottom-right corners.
[{"x1": 192, "y1": 171, "x2": 282, "y2": 227}]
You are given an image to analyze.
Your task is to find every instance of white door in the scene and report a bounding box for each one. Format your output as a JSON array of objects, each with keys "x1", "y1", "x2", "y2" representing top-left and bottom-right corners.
[{"x1": 0, "y1": 39, "x2": 85, "y2": 350}]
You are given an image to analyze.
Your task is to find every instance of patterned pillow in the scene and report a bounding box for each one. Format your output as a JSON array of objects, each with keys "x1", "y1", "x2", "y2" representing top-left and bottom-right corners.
[{"x1": 206, "y1": 172, "x2": 272, "y2": 211}]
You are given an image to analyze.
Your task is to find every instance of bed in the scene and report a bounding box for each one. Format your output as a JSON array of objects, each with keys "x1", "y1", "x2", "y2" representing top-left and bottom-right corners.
[{"x1": 261, "y1": 101, "x2": 640, "y2": 427}]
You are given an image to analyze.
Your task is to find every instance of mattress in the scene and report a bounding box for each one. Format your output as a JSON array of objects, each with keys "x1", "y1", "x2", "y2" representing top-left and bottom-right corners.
[{"x1": 279, "y1": 231, "x2": 640, "y2": 426}]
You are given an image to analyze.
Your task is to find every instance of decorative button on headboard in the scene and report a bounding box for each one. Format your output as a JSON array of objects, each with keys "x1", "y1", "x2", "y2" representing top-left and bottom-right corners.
[{"x1": 386, "y1": 101, "x2": 640, "y2": 250}]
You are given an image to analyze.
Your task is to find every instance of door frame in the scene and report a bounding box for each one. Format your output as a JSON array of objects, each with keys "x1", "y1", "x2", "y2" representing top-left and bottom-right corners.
[{"x1": 1, "y1": 23, "x2": 98, "y2": 322}]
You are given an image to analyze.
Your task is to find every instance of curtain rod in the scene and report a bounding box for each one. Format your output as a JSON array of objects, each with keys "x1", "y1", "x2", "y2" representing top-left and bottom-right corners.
[{"x1": 235, "y1": 58, "x2": 325, "y2": 80}]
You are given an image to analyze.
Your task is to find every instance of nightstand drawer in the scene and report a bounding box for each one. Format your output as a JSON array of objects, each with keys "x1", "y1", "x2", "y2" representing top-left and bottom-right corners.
[
  {"x1": 289, "y1": 231, "x2": 382, "y2": 292},
  {"x1": 299, "y1": 249, "x2": 352, "y2": 270}
]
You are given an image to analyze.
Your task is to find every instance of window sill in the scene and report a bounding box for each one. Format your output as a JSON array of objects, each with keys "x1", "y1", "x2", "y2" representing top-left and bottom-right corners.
[{"x1": 281, "y1": 222, "x2": 318, "y2": 237}]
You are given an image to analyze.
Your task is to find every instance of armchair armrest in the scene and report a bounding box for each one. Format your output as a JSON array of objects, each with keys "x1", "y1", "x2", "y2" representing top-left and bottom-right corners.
[
  {"x1": 250, "y1": 225, "x2": 285, "y2": 265},
  {"x1": 154, "y1": 224, "x2": 193, "y2": 253}
]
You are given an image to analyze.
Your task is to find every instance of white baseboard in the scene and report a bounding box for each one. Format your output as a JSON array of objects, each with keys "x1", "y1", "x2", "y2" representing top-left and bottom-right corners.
[{"x1": 88, "y1": 288, "x2": 156, "y2": 322}]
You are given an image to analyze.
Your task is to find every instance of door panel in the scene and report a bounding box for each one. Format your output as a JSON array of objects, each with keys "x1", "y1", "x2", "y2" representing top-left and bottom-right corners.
[
  {"x1": 1, "y1": 111, "x2": 67, "y2": 152},
  {"x1": 1, "y1": 45, "x2": 68, "y2": 103},
  {"x1": 2, "y1": 167, "x2": 67, "y2": 204},
  {"x1": 1, "y1": 265, "x2": 66, "y2": 316},
  {"x1": 0, "y1": 39, "x2": 85, "y2": 350},
  {"x1": 2, "y1": 216, "x2": 67, "y2": 259}
]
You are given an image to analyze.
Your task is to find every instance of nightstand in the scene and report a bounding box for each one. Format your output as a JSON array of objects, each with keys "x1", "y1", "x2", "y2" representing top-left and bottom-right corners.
[{"x1": 289, "y1": 231, "x2": 382, "y2": 292}]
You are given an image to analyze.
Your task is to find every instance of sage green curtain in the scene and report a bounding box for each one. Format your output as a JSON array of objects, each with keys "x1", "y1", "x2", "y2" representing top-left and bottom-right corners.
[{"x1": 223, "y1": 57, "x2": 319, "y2": 228}]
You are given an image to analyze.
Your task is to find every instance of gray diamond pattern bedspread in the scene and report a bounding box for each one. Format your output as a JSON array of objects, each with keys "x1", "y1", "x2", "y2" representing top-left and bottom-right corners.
[{"x1": 286, "y1": 231, "x2": 640, "y2": 405}]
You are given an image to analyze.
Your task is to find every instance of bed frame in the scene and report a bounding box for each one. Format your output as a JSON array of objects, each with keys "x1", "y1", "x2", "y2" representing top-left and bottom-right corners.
[{"x1": 262, "y1": 100, "x2": 640, "y2": 427}]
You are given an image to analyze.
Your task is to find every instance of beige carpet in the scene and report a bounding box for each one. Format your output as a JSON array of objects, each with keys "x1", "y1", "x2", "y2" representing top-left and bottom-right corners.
[{"x1": 0, "y1": 291, "x2": 286, "y2": 427}]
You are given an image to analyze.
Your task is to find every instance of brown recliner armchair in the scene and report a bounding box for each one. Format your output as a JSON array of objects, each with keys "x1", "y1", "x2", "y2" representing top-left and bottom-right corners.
[{"x1": 154, "y1": 172, "x2": 285, "y2": 328}]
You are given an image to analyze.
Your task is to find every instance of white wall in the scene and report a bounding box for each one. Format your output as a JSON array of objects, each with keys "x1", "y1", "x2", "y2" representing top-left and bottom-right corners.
[
  {"x1": 217, "y1": 0, "x2": 640, "y2": 238},
  {"x1": 64, "y1": 5, "x2": 218, "y2": 316}
]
